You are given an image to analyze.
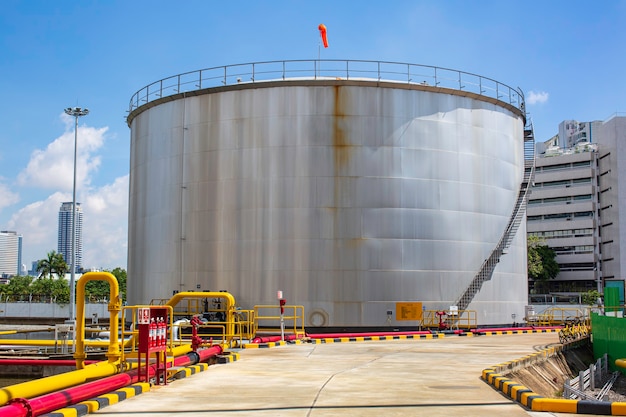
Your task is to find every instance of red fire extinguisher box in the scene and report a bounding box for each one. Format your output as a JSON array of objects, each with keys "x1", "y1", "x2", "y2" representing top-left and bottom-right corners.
[{"x1": 138, "y1": 307, "x2": 168, "y2": 353}]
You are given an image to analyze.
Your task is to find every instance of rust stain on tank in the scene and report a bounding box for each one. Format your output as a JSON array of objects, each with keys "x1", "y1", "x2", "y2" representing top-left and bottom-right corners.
[
  {"x1": 330, "y1": 85, "x2": 359, "y2": 267},
  {"x1": 333, "y1": 85, "x2": 352, "y2": 173}
]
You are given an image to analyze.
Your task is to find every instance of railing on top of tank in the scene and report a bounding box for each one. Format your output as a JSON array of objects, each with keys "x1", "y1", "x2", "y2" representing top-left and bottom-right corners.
[{"x1": 128, "y1": 59, "x2": 525, "y2": 115}]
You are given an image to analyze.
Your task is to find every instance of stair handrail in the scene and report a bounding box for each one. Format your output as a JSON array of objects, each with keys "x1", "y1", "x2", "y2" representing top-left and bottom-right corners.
[{"x1": 453, "y1": 119, "x2": 535, "y2": 311}]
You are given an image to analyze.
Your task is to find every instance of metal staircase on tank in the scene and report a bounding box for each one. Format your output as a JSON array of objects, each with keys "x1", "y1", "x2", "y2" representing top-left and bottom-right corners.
[{"x1": 453, "y1": 119, "x2": 536, "y2": 312}]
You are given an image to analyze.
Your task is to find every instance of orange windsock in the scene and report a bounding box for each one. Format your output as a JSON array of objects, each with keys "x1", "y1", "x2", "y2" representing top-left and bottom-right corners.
[{"x1": 318, "y1": 24, "x2": 328, "y2": 48}]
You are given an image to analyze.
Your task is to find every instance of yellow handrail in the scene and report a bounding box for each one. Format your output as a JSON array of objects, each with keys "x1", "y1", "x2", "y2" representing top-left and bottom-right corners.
[{"x1": 253, "y1": 305, "x2": 306, "y2": 337}]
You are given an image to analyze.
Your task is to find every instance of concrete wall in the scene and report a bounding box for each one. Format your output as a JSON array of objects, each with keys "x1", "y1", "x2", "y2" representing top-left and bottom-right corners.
[{"x1": 0, "y1": 302, "x2": 111, "y2": 321}]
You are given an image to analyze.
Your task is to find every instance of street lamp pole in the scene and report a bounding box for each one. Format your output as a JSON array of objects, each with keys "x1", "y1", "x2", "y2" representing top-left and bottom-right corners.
[{"x1": 64, "y1": 107, "x2": 89, "y2": 321}]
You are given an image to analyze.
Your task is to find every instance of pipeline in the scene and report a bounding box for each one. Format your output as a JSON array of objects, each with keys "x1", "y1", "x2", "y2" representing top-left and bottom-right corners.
[
  {"x1": 0, "y1": 359, "x2": 98, "y2": 367},
  {"x1": 0, "y1": 272, "x2": 124, "y2": 408},
  {"x1": 251, "y1": 330, "x2": 437, "y2": 344},
  {"x1": 251, "y1": 334, "x2": 299, "y2": 344},
  {"x1": 0, "y1": 345, "x2": 223, "y2": 417},
  {"x1": 0, "y1": 360, "x2": 123, "y2": 407},
  {"x1": 0, "y1": 331, "x2": 194, "y2": 408},
  {"x1": 306, "y1": 330, "x2": 432, "y2": 339},
  {"x1": 166, "y1": 291, "x2": 236, "y2": 348},
  {"x1": 251, "y1": 330, "x2": 435, "y2": 344},
  {"x1": 251, "y1": 327, "x2": 562, "y2": 344},
  {"x1": 74, "y1": 272, "x2": 121, "y2": 369},
  {"x1": 470, "y1": 326, "x2": 562, "y2": 333},
  {"x1": 0, "y1": 338, "x2": 133, "y2": 348}
]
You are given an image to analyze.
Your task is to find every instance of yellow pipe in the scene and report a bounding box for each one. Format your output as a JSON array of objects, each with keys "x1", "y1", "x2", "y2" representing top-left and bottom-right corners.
[
  {"x1": 0, "y1": 360, "x2": 121, "y2": 406},
  {"x1": 169, "y1": 343, "x2": 193, "y2": 357},
  {"x1": 75, "y1": 271, "x2": 121, "y2": 369},
  {"x1": 0, "y1": 282, "x2": 216, "y2": 407},
  {"x1": 166, "y1": 291, "x2": 236, "y2": 345},
  {"x1": 0, "y1": 339, "x2": 135, "y2": 349},
  {"x1": 615, "y1": 359, "x2": 626, "y2": 369}
]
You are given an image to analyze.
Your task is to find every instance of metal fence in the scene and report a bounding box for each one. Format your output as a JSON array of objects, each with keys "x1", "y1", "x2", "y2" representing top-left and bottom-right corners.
[
  {"x1": 563, "y1": 354, "x2": 619, "y2": 401},
  {"x1": 128, "y1": 59, "x2": 525, "y2": 115}
]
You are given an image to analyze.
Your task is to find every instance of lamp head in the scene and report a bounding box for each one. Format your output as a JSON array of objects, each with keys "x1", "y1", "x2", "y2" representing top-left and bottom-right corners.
[{"x1": 64, "y1": 107, "x2": 90, "y2": 117}]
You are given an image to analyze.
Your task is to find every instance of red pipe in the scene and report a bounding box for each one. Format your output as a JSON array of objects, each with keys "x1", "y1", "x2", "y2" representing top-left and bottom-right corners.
[
  {"x1": 470, "y1": 326, "x2": 561, "y2": 333},
  {"x1": 0, "y1": 359, "x2": 98, "y2": 367},
  {"x1": 251, "y1": 331, "x2": 432, "y2": 344},
  {"x1": 0, "y1": 345, "x2": 223, "y2": 417},
  {"x1": 306, "y1": 330, "x2": 432, "y2": 339},
  {"x1": 194, "y1": 344, "x2": 223, "y2": 363},
  {"x1": 251, "y1": 334, "x2": 298, "y2": 344}
]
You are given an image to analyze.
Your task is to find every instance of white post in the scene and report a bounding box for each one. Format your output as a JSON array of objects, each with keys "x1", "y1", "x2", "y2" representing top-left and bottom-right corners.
[{"x1": 278, "y1": 290, "x2": 285, "y2": 342}]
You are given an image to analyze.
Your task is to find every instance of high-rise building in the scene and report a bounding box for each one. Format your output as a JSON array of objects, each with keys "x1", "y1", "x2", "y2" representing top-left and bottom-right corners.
[
  {"x1": 0, "y1": 230, "x2": 22, "y2": 277},
  {"x1": 595, "y1": 115, "x2": 626, "y2": 285},
  {"x1": 528, "y1": 114, "x2": 626, "y2": 297},
  {"x1": 527, "y1": 142, "x2": 600, "y2": 294},
  {"x1": 58, "y1": 202, "x2": 83, "y2": 272}
]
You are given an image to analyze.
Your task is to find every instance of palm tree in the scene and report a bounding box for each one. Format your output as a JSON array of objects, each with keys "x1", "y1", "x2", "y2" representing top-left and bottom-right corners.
[{"x1": 37, "y1": 251, "x2": 69, "y2": 279}]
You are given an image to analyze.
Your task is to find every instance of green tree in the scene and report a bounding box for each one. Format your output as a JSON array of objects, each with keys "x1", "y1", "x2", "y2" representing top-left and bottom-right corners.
[
  {"x1": 37, "y1": 251, "x2": 69, "y2": 279},
  {"x1": 84, "y1": 268, "x2": 127, "y2": 303},
  {"x1": 30, "y1": 276, "x2": 69, "y2": 304},
  {"x1": 110, "y1": 267, "x2": 127, "y2": 303},
  {"x1": 582, "y1": 289, "x2": 602, "y2": 306},
  {"x1": 0, "y1": 275, "x2": 33, "y2": 299},
  {"x1": 528, "y1": 236, "x2": 560, "y2": 294}
]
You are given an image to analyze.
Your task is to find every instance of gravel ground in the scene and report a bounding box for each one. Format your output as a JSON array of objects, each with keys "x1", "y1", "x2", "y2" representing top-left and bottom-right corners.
[{"x1": 586, "y1": 374, "x2": 626, "y2": 402}]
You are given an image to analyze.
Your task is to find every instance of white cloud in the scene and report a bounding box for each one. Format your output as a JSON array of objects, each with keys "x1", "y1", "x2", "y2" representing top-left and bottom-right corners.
[
  {"x1": 8, "y1": 175, "x2": 129, "y2": 270},
  {"x1": 527, "y1": 90, "x2": 549, "y2": 105},
  {"x1": 0, "y1": 180, "x2": 19, "y2": 212},
  {"x1": 7, "y1": 192, "x2": 68, "y2": 267},
  {"x1": 8, "y1": 113, "x2": 128, "y2": 270},
  {"x1": 82, "y1": 175, "x2": 129, "y2": 269},
  {"x1": 17, "y1": 112, "x2": 107, "y2": 192}
]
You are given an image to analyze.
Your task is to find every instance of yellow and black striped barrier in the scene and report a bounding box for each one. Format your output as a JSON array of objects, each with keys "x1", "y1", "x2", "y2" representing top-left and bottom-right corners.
[{"x1": 482, "y1": 345, "x2": 626, "y2": 415}]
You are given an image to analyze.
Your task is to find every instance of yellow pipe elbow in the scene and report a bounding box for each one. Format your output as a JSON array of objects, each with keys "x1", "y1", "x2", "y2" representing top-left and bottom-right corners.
[
  {"x1": 166, "y1": 291, "x2": 237, "y2": 344},
  {"x1": 75, "y1": 271, "x2": 121, "y2": 369}
]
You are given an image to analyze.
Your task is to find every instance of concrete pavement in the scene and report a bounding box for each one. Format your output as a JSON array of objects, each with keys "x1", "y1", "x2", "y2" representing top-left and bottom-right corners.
[{"x1": 88, "y1": 332, "x2": 575, "y2": 417}]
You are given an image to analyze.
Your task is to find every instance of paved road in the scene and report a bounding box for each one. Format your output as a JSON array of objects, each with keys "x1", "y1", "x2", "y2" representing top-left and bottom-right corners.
[{"x1": 95, "y1": 333, "x2": 574, "y2": 417}]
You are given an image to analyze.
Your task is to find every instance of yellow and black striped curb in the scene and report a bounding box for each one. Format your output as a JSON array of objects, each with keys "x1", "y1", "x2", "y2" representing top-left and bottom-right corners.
[
  {"x1": 243, "y1": 328, "x2": 558, "y2": 348},
  {"x1": 482, "y1": 343, "x2": 626, "y2": 415},
  {"x1": 308, "y1": 333, "x2": 446, "y2": 344},
  {"x1": 40, "y1": 382, "x2": 150, "y2": 417},
  {"x1": 216, "y1": 351, "x2": 240, "y2": 364},
  {"x1": 170, "y1": 363, "x2": 209, "y2": 379},
  {"x1": 476, "y1": 328, "x2": 559, "y2": 336},
  {"x1": 243, "y1": 340, "x2": 303, "y2": 349}
]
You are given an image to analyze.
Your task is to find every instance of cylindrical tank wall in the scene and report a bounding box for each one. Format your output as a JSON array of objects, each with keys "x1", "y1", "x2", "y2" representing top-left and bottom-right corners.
[{"x1": 128, "y1": 82, "x2": 527, "y2": 326}]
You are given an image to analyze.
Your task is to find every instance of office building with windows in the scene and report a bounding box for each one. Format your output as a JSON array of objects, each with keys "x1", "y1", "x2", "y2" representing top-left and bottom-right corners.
[
  {"x1": 58, "y1": 202, "x2": 83, "y2": 272},
  {"x1": 595, "y1": 115, "x2": 626, "y2": 286},
  {"x1": 0, "y1": 230, "x2": 22, "y2": 277},
  {"x1": 527, "y1": 141, "x2": 600, "y2": 294},
  {"x1": 528, "y1": 115, "x2": 626, "y2": 296}
]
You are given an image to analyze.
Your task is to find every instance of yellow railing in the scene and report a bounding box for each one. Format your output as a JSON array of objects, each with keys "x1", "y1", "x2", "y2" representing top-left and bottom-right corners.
[
  {"x1": 421, "y1": 309, "x2": 478, "y2": 330},
  {"x1": 254, "y1": 305, "x2": 306, "y2": 338},
  {"x1": 151, "y1": 297, "x2": 206, "y2": 318},
  {"x1": 234, "y1": 309, "x2": 256, "y2": 341},
  {"x1": 526, "y1": 306, "x2": 588, "y2": 326}
]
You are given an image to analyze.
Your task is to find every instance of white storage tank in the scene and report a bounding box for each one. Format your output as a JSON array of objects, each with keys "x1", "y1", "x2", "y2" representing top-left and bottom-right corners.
[{"x1": 126, "y1": 60, "x2": 528, "y2": 327}]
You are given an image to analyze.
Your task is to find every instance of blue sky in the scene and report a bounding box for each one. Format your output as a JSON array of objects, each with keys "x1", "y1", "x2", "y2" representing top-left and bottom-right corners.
[{"x1": 1, "y1": 0, "x2": 625, "y2": 271}]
